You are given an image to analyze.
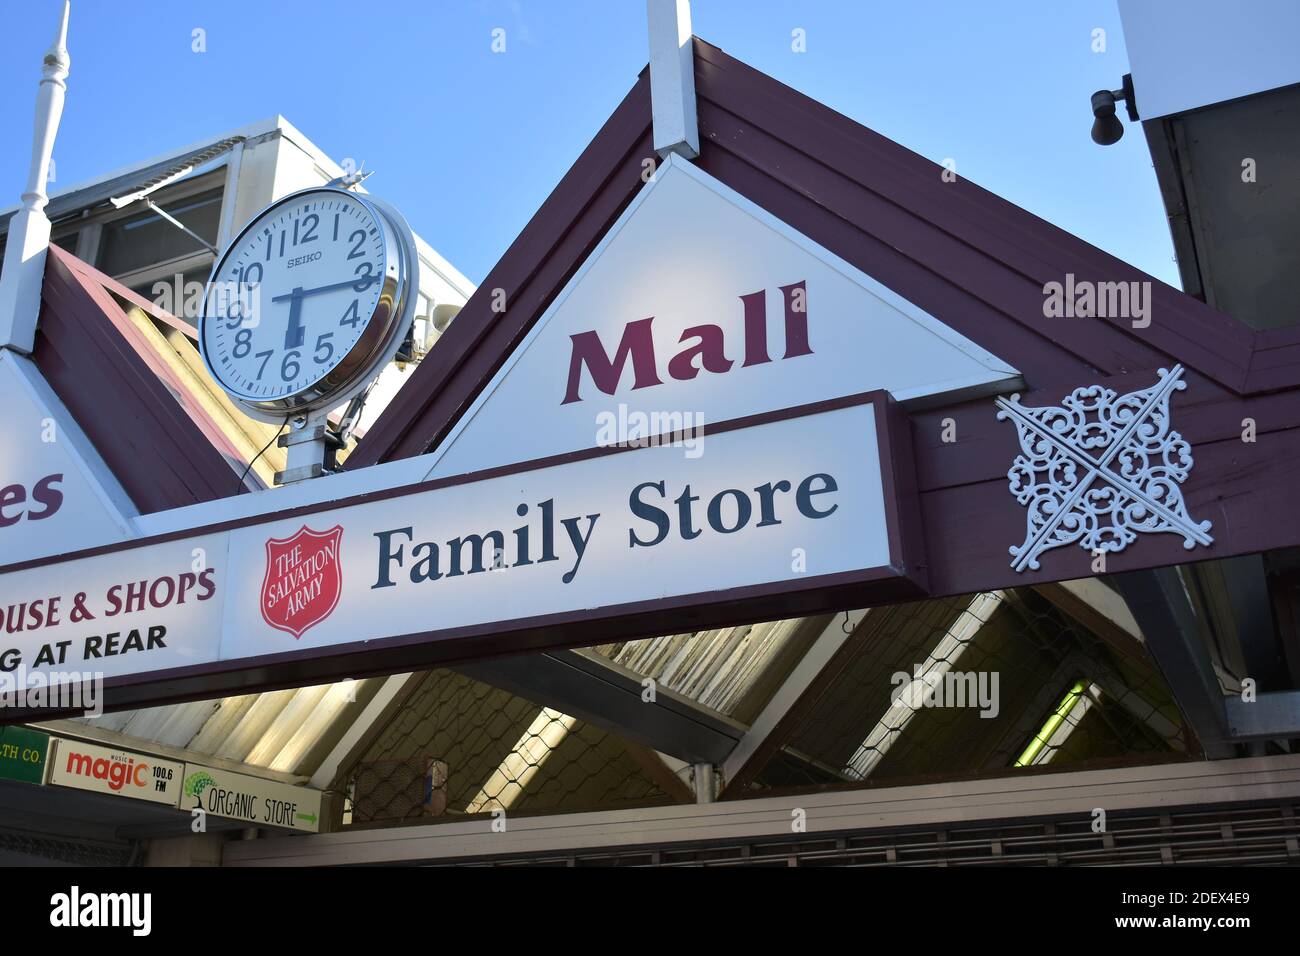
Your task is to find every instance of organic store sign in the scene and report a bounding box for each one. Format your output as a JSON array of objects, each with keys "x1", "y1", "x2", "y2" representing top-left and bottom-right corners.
[
  {"x1": 182, "y1": 764, "x2": 322, "y2": 833},
  {"x1": 0, "y1": 394, "x2": 925, "y2": 715}
]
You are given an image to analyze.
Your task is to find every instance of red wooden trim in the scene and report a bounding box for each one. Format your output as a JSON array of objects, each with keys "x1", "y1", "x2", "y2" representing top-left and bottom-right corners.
[
  {"x1": 692, "y1": 40, "x2": 1259, "y2": 389},
  {"x1": 918, "y1": 420, "x2": 1300, "y2": 596},
  {"x1": 875, "y1": 394, "x2": 928, "y2": 591},
  {"x1": 48, "y1": 244, "x2": 198, "y2": 339},
  {"x1": 908, "y1": 366, "x2": 1300, "y2": 493},
  {"x1": 694, "y1": 101, "x2": 1236, "y2": 385},
  {"x1": 1254, "y1": 325, "x2": 1300, "y2": 350},
  {"x1": 693, "y1": 136, "x2": 1101, "y2": 385},
  {"x1": 35, "y1": 250, "x2": 253, "y2": 513}
]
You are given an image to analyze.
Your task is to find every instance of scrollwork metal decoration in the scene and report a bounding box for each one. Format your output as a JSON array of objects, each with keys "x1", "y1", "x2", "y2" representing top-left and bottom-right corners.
[{"x1": 994, "y1": 364, "x2": 1213, "y2": 572}]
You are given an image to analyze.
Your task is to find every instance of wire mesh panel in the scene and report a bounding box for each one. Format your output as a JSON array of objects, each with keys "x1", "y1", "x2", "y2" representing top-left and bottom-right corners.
[
  {"x1": 743, "y1": 587, "x2": 1189, "y2": 793},
  {"x1": 344, "y1": 670, "x2": 678, "y2": 827},
  {"x1": 341, "y1": 585, "x2": 1191, "y2": 828}
]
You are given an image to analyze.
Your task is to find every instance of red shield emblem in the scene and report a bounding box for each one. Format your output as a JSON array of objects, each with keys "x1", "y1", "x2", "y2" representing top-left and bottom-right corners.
[{"x1": 261, "y1": 525, "x2": 344, "y2": 639}]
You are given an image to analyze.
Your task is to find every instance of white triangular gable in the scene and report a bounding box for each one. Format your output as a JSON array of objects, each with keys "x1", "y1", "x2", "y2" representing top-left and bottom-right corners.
[
  {"x1": 0, "y1": 352, "x2": 135, "y2": 564},
  {"x1": 424, "y1": 154, "x2": 1019, "y2": 479}
]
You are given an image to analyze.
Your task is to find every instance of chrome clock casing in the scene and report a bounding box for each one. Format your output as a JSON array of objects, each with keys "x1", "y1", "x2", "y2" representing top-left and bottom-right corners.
[{"x1": 198, "y1": 186, "x2": 418, "y2": 423}]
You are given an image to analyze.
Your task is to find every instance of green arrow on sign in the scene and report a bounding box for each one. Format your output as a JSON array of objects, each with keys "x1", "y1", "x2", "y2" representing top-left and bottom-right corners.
[{"x1": 297, "y1": 811, "x2": 317, "y2": 824}]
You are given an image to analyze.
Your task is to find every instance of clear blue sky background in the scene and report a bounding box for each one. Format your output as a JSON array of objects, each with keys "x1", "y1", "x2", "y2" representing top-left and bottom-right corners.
[{"x1": 0, "y1": 0, "x2": 1178, "y2": 287}]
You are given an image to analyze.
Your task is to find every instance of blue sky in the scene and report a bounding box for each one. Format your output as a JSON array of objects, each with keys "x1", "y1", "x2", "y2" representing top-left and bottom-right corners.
[{"x1": 0, "y1": 0, "x2": 1177, "y2": 287}]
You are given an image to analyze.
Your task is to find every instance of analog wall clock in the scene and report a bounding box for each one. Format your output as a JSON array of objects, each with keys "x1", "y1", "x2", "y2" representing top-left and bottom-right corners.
[{"x1": 198, "y1": 186, "x2": 418, "y2": 422}]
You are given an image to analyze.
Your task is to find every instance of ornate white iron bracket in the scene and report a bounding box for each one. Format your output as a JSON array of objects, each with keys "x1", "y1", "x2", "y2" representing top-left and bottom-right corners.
[{"x1": 995, "y1": 364, "x2": 1213, "y2": 572}]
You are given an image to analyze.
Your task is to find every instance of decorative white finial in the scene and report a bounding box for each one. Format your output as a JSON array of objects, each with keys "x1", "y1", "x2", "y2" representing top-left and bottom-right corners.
[
  {"x1": 0, "y1": 0, "x2": 72, "y2": 354},
  {"x1": 24, "y1": 0, "x2": 71, "y2": 210},
  {"x1": 646, "y1": 0, "x2": 699, "y2": 160}
]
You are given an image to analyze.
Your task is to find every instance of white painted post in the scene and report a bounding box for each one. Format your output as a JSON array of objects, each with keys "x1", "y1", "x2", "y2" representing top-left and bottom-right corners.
[
  {"x1": 646, "y1": 0, "x2": 700, "y2": 159},
  {"x1": 0, "y1": 1, "x2": 71, "y2": 355}
]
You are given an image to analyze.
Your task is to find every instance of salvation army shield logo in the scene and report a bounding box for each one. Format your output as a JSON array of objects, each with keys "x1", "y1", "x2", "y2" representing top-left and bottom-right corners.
[{"x1": 261, "y1": 525, "x2": 343, "y2": 639}]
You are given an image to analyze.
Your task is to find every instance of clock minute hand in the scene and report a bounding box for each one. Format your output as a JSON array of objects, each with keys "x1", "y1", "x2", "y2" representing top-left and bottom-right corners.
[{"x1": 270, "y1": 275, "x2": 378, "y2": 303}]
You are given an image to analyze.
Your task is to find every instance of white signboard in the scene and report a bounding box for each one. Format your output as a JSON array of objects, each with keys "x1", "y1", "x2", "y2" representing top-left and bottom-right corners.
[
  {"x1": 424, "y1": 155, "x2": 1017, "y2": 480},
  {"x1": 181, "y1": 764, "x2": 322, "y2": 833},
  {"x1": 0, "y1": 531, "x2": 227, "y2": 681},
  {"x1": 0, "y1": 353, "x2": 132, "y2": 565},
  {"x1": 0, "y1": 395, "x2": 923, "y2": 712},
  {"x1": 48, "y1": 737, "x2": 183, "y2": 805}
]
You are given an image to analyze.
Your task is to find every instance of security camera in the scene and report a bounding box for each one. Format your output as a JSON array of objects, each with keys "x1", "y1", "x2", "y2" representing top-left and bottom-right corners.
[{"x1": 1090, "y1": 74, "x2": 1138, "y2": 146}]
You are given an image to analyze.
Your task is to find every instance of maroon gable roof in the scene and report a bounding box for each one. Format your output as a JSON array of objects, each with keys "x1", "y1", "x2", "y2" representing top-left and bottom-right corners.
[
  {"x1": 34, "y1": 245, "x2": 257, "y2": 514},
  {"x1": 352, "y1": 38, "x2": 1288, "y2": 470},
  {"x1": 347, "y1": 38, "x2": 1300, "y2": 598}
]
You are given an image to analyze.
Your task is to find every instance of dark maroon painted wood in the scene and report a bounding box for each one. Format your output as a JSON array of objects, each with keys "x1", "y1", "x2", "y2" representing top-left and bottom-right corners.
[
  {"x1": 34, "y1": 247, "x2": 253, "y2": 514},
  {"x1": 692, "y1": 40, "x2": 1259, "y2": 389}
]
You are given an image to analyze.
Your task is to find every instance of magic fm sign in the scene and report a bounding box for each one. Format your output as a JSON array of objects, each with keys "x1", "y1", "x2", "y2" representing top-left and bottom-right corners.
[
  {"x1": 0, "y1": 393, "x2": 925, "y2": 715},
  {"x1": 37, "y1": 736, "x2": 322, "y2": 831},
  {"x1": 47, "y1": 738, "x2": 183, "y2": 805}
]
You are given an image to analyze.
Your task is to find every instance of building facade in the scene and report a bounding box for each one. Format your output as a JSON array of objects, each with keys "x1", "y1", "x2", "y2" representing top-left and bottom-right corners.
[{"x1": 1, "y1": 1, "x2": 1299, "y2": 868}]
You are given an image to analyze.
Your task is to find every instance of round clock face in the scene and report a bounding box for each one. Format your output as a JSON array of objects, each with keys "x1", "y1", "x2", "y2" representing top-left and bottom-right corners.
[{"x1": 199, "y1": 188, "x2": 411, "y2": 417}]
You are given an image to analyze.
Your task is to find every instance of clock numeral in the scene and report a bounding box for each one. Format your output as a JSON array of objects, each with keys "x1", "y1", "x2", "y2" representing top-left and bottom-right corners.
[
  {"x1": 353, "y1": 261, "x2": 378, "y2": 290},
  {"x1": 348, "y1": 229, "x2": 367, "y2": 260},
  {"x1": 225, "y1": 262, "x2": 265, "y2": 330},
  {"x1": 340, "y1": 300, "x2": 362, "y2": 328},
  {"x1": 333, "y1": 213, "x2": 340, "y2": 241},
  {"x1": 314, "y1": 332, "x2": 335, "y2": 365},
  {"x1": 294, "y1": 213, "x2": 319, "y2": 245},
  {"x1": 224, "y1": 298, "x2": 244, "y2": 331},
  {"x1": 255, "y1": 350, "x2": 274, "y2": 379},
  {"x1": 233, "y1": 328, "x2": 252, "y2": 358},
  {"x1": 281, "y1": 350, "x2": 302, "y2": 383}
]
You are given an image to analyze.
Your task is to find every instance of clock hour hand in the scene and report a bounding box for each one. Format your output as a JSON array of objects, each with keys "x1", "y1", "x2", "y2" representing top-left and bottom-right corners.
[
  {"x1": 270, "y1": 274, "x2": 378, "y2": 303},
  {"x1": 284, "y1": 287, "x2": 305, "y2": 350}
]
